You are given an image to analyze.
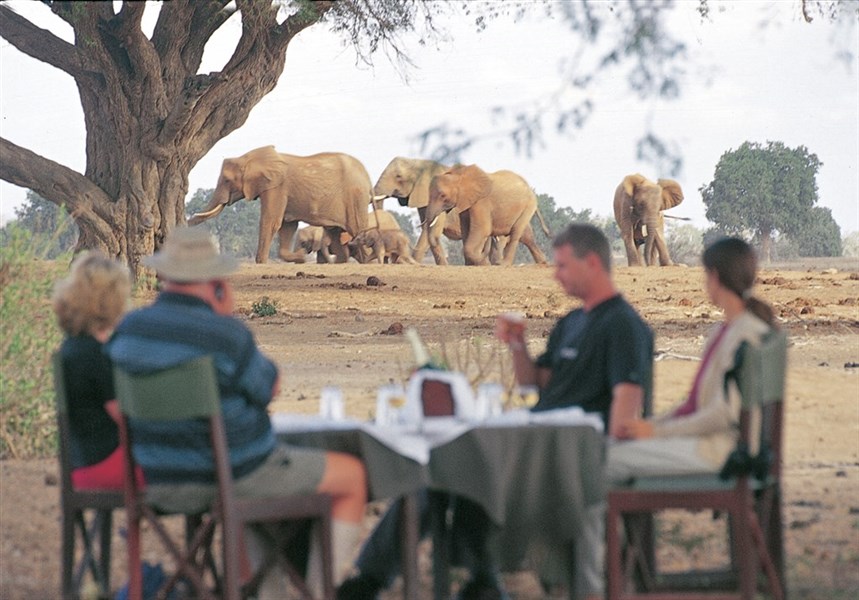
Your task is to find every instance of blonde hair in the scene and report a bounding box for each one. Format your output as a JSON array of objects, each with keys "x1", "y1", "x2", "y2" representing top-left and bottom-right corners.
[{"x1": 52, "y1": 251, "x2": 132, "y2": 336}]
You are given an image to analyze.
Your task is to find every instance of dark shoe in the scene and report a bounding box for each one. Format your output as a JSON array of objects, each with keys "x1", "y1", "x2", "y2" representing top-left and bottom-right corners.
[
  {"x1": 336, "y1": 573, "x2": 384, "y2": 600},
  {"x1": 456, "y1": 578, "x2": 510, "y2": 600}
]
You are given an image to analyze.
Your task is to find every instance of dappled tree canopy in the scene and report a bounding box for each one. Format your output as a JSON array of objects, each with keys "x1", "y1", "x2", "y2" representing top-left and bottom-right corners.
[
  {"x1": 700, "y1": 141, "x2": 830, "y2": 261},
  {"x1": 1, "y1": 1, "x2": 851, "y2": 276}
]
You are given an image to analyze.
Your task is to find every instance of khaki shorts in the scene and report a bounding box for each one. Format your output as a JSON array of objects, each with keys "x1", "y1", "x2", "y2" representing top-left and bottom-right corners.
[{"x1": 145, "y1": 444, "x2": 327, "y2": 514}]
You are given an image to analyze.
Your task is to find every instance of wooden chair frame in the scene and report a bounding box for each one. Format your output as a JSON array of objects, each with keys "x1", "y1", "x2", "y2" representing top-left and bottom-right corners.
[
  {"x1": 606, "y1": 330, "x2": 788, "y2": 600},
  {"x1": 53, "y1": 352, "x2": 125, "y2": 600},
  {"x1": 114, "y1": 355, "x2": 334, "y2": 600}
]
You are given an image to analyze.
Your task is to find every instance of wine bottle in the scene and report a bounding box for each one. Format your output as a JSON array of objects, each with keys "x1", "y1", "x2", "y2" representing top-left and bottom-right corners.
[{"x1": 405, "y1": 327, "x2": 443, "y2": 370}]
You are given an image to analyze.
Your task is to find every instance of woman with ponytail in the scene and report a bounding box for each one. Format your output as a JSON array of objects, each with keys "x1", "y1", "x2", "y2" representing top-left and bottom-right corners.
[{"x1": 608, "y1": 237, "x2": 778, "y2": 482}]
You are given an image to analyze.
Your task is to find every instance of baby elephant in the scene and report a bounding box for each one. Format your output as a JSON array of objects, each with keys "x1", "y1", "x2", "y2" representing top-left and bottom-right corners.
[
  {"x1": 295, "y1": 225, "x2": 333, "y2": 263},
  {"x1": 349, "y1": 229, "x2": 418, "y2": 264}
]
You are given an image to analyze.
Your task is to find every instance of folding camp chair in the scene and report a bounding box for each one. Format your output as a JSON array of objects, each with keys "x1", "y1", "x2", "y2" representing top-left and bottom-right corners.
[
  {"x1": 114, "y1": 355, "x2": 334, "y2": 600},
  {"x1": 53, "y1": 352, "x2": 125, "y2": 600},
  {"x1": 606, "y1": 329, "x2": 788, "y2": 600}
]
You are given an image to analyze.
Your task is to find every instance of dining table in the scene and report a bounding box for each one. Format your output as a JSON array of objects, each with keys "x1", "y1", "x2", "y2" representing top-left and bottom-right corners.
[{"x1": 272, "y1": 406, "x2": 607, "y2": 599}]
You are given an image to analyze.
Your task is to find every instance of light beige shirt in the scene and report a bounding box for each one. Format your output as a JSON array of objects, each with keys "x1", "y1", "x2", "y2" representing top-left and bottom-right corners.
[{"x1": 651, "y1": 311, "x2": 771, "y2": 466}]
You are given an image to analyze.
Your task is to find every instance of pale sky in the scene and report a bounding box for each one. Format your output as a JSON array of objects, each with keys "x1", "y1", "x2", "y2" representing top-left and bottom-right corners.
[{"x1": 1, "y1": 1, "x2": 858, "y2": 235}]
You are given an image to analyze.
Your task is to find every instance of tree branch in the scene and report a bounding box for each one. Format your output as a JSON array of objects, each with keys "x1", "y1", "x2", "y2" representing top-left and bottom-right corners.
[
  {"x1": 0, "y1": 4, "x2": 87, "y2": 77},
  {"x1": 0, "y1": 138, "x2": 109, "y2": 220}
]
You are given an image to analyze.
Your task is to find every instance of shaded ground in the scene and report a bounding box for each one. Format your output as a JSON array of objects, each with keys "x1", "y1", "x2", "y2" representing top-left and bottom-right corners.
[{"x1": 2, "y1": 257, "x2": 858, "y2": 599}]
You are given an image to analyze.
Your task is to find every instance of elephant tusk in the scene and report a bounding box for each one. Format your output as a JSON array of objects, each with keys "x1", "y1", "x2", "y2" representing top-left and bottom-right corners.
[
  {"x1": 428, "y1": 215, "x2": 440, "y2": 228},
  {"x1": 188, "y1": 203, "x2": 226, "y2": 223},
  {"x1": 663, "y1": 214, "x2": 692, "y2": 221},
  {"x1": 373, "y1": 194, "x2": 389, "y2": 202}
]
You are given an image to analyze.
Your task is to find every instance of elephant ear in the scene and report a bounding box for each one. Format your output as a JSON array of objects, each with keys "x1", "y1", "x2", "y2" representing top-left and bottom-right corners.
[
  {"x1": 242, "y1": 146, "x2": 286, "y2": 200},
  {"x1": 621, "y1": 173, "x2": 649, "y2": 199},
  {"x1": 453, "y1": 165, "x2": 492, "y2": 212},
  {"x1": 410, "y1": 161, "x2": 447, "y2": 209},
  {"x1": 657, "y1": 178, "x2": 684, "y2": 210}
]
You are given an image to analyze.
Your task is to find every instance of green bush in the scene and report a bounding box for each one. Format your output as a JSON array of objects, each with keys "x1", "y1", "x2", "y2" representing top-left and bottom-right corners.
[
  {"x1": 251, "y1": 296, "x2": 278, "y2": 317},
  {"x1": 0, "y1": 225, "x2": 69, "y2": 459}
]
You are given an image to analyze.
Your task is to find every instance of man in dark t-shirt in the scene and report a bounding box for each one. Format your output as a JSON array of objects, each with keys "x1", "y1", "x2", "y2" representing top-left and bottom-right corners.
[{"x1": 495, "y1": 222, "x2": 653, "y2": 599}]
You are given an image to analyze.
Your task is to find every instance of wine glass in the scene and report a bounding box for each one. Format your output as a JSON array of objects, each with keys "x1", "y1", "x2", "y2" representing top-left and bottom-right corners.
[
  {"x1": 375, "y1": 383, "x2": 407, "y2": 426},
  {"x1": 319, "y1": 386, "x2": 345, "y2": 420},
  {"x1": 512, "y1": 384, "x2": 540, "y2": 410},
  {"x1": 475, "y1": 382, "x2": 504, "y2": 421}
]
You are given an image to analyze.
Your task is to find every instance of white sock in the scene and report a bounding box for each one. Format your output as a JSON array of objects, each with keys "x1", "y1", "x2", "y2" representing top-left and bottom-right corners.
[{"x1": 306, "y1": 519, "x2": 364, "y2": 593}]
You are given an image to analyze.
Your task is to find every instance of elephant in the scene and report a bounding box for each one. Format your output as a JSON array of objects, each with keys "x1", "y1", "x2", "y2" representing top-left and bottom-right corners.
[
  {"x1": 373, "y1": 157, "x2": 462, "y2": 265},
  {"x1": 426, "y1": 164, "x2": 550, "y2": 266},
  {"x1": 295, "y1": 225, "x2": 333, "y2": 263},
  {"x1": 295, "y1": 210, "x2": 401, "y2": 264},
  {"x1": 347, "y1": 229, "x2": 418, "y2": 265},
  {"x1": 613, "y1": 173, "x2": 684, "y2": 267},
  {"x1": 188, "y1": 146, "x2": 372, "y2": 264}
]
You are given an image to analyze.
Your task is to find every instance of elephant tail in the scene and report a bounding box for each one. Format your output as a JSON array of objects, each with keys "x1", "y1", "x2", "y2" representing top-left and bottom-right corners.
[{"x1": 533, "y1": 205, "x2": 552, "y2": 238}]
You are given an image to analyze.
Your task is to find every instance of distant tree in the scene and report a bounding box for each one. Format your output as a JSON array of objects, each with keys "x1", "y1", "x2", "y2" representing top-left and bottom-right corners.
[
  {"x1": 0, "y1": 191, "x2": 77, "y2": 259},
  {"x1": 788, "y1": 206, "x2": 842, "y2": 257},
  {"x1": 842, "y1": 231, "x2": 859, "y2": 258},
  {"x1": 664, "y1": 222, "x2": 704, "y2": 265},
  {"x1": 701, "y1": 141, "x2": 823, "y2": 262}
]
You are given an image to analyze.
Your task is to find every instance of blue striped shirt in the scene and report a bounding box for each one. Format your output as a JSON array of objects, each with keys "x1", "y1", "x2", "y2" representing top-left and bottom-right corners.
[{"x1": 107, "y1": 292, "x2": 277, "y2": 485}]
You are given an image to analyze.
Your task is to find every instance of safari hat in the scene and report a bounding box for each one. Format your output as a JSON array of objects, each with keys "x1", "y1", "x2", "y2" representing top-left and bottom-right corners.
[{"x1": 143, "y1": 227, "x2": 238, "y2": 282}]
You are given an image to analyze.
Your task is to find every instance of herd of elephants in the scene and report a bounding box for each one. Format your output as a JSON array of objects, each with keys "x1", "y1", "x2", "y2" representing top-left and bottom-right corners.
[{"x1": 187, "y1": 146, "x2": 686, "y2": 267}]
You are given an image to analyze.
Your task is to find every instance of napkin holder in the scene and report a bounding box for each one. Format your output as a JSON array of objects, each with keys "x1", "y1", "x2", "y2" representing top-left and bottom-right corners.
[{"x1": 406, "y1": 369, "x2": 476, "y2": 421}]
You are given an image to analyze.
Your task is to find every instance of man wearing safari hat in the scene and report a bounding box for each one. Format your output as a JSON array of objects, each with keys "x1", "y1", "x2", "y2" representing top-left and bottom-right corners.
[{"x1": 107, "y1": 226, "x2": 368, "y2": 595}]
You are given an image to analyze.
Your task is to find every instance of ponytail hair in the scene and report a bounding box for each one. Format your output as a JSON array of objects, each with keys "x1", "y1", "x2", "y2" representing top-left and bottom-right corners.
[{"x1": 702, "y1": 237, "x2": 777, "y2": 328}]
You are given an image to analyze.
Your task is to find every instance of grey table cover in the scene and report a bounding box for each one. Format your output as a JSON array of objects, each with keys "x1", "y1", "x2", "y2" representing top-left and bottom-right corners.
[{"x1": 279, "y1": 422, "x2": 606, "y2": 569}]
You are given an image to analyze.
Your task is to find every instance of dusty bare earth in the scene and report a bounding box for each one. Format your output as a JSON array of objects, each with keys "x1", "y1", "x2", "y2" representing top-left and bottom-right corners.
[{"x1": 2, "y1": 257, "x2": 858, "y2": 599}]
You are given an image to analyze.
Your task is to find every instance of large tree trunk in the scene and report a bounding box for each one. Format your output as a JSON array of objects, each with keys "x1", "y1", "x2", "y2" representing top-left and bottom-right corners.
[{"x1": 0, "y1": 1, "x2": 335, "y2": 278}]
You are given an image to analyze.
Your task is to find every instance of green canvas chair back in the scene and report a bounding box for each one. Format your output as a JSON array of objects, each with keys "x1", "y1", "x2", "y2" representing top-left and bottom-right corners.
[
  {"x1": 734, "y1": 328, "x2": 788, "y2": 410},
  {"x1": 113, "y1": 355, "x2": 219, "y2": 421}
]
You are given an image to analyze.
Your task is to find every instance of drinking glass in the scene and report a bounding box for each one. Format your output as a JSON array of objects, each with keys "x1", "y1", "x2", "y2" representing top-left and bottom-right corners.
[
  {"x1": 375, "y1": 383, "x2": 407, "y2": 426},
  {"x1": 319, "y1": 386, "x2": 345, "y2": 420},
  {"x1": 475, "y1": 382, "x2": 504, "y2": 420}
]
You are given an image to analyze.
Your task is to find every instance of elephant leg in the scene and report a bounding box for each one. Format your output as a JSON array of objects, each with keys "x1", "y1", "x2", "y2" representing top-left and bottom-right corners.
[
  {"x1": 519, "y1": 226, "x2": 547, "y2": 265},
  {"x1": 315, "y1": 246, "x2": 329, "y2": 264},
  {"x1": 653, "y1": 234, "x2": 673, "y2": 266},
  {"x1": 464, "y1": 233, "x2": 491, "y2": 266},
  {"x1": 413, "y1": 208, "x2": 432, "y2": 263},
  {"x1": 326, "y1": 227, "x2": 349, "y2": 263},
  {"x1": 427, "y1": 227, "x2": 448, "y2": 265},
  {"x1": 276, "y1": 221, "x2": 306, "y2": 263},
  {"x1": 622, "y1": 233, "x2": 643, "y2": 267},
  {"x1": 256, "y1": 219, "x2": 280, "y2": 264},
  {"x1": 427, "y1": 209, "x2": 449, "y2": 265},
  {"x1": 498, "y1": 217, "x2": 532, "y2": 266}
]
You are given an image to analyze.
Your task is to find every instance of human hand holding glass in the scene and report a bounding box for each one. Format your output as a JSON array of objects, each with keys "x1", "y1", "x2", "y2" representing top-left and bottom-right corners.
[{"x1": 496, "y1": 311, "x2": 526, "y2": 347}]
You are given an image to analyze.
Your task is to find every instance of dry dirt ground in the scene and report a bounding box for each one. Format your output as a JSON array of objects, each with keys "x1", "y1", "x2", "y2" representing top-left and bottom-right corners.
[{"x1": 2, "y1": 257, "x2": 858, "y2": 599}]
